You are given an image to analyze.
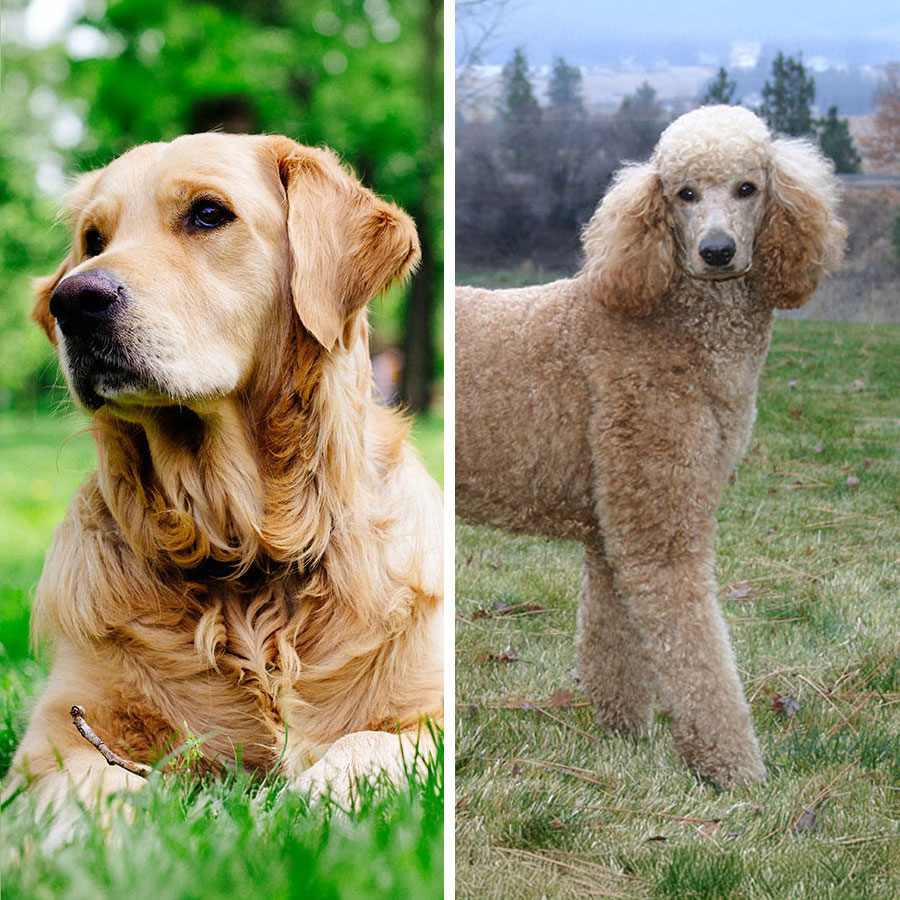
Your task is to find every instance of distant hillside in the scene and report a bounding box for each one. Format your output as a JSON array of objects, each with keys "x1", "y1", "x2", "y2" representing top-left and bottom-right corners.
[{"x1": 460, "y1": 60, "x2": 887, "y2": 119}]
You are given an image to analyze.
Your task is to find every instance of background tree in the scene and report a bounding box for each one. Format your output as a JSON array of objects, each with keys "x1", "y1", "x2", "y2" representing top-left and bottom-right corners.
[
  {"x1": 2, "y1": 0, "x2": 443, "y2": 412},
  {"x1": 862, "y1": 63, "x2": 900, "y2": 169},
  {"x1": 760, "y1": 52, "x2": 815, "y2": 136},
  {"x1": 499, "y1": 46, "x2": 541, "y2": 168},
  {"x1": 455, "y1": 0, "x2": 516, "y2": 115},
  {"x1": 893, "y1": 212, "x2": 900, "y2": 265},
  {"x1": 547, "y1": 57, "x2": 584, "y2": 117},
  {"x1": 703, "y1": 66, "x2": 737, "y2": 105},
  {"x1": 613, "y1": 81, "x2": 667, "y2": 160},
  {"x1": 818, "y1": 106, "x2": 862, "y2": 173}
]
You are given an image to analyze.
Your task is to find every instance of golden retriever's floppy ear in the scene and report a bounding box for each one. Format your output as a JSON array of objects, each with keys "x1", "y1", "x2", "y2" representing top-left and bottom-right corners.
[
  {"x1": 580, "y1": 162, "x2": 675, "y2": 317},
  {"x1": 752, "y1": 138, "x2": 846, "y2": 309},
  {"x1": 267, "y1": 137, "x2": 420, "y2": 350},
  {"x1": 32, "y1": 257, "x2": 72, "y2": 344},
  {"x1": 31, "y1": 169, "x2": 103, "y2": 343}
]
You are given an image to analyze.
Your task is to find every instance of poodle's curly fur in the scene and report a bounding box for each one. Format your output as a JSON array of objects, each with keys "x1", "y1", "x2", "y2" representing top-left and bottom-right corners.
[{"x1": 456, "y1": 106, "x2": 846, "y2": 787}]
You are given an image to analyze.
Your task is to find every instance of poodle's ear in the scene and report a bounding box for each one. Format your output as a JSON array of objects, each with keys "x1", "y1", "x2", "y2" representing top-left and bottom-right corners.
[
  {"x1": 752, "y1": 138, "x2": 846, "y2": 309},
  {"x1": 265, "y1": 137, "x2": 420, "y2": 350},
  {"x1": 580, "y1": 163, "x2": 675, "y2": 317}
]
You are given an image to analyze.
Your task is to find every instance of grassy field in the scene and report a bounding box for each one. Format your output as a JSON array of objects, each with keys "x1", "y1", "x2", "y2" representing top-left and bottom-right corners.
[
  {"x1": 456, "y1": 320, "x2": 900, "y2": 899},
  {"x1": 0, "y1": 406, "x2": 444, "y2": 900}
]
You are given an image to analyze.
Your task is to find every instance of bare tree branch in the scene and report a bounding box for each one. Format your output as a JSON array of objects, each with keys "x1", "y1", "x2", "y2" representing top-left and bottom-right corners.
[
  {"x1": 70, "y1": 705, "x2": 152, "y2": 778},
  {"x1": 861, "y1": 64, "x2": 900, "y2": 169},
  {"x1": 456, "y1": 0, "x2": 518, "y2": 114}
]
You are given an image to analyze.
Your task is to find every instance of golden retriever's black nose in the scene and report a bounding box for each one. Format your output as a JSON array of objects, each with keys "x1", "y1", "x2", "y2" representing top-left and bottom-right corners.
[
  {"x1": 699, "y1": 235, "x2": 736, "y2": 267},
  {"x1": 49, "y1": 270, "x2": 124, "y2": 336}
]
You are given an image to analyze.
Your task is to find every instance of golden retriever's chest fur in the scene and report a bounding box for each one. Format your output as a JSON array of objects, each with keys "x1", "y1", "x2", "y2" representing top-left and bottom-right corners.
[
  {"x1": 80, "y1": 567, "x2": 422, "y2": 772},
  {"x1": 102, "y1": 582, "x2": 324, "y2": 770},
  {"x1": 37, "y1": 457, "x2": 441, "y2": 775}
]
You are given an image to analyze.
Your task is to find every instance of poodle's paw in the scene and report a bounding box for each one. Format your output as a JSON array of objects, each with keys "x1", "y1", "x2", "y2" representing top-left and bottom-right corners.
[
  {"x1": 702, "y1": 755, "x2": 767, "y2": 790},
  {"x1": 589, "y1": 696, "x2": 654, "y2": 737},
  {"x1": 678, "y1": 733, "x2": 767, "y2": 789}
]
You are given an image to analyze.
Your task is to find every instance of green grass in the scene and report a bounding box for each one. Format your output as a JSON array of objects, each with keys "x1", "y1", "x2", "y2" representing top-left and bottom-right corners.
[
  {"x1": 456, "y1": 320, "x2": 900, "y2": 899},
  {"x1": 0, "y1": 405, "x2": 444, "y2": 900}
]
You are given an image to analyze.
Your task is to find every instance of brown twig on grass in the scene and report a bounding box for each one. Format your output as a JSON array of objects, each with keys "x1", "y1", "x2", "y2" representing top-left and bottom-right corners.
[{"x1": 69, "y1": 705, "x2": 152, "y2": 778}]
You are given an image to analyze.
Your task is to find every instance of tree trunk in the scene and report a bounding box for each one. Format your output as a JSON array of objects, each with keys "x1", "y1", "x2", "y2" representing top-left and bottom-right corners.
[{"x1": 399, "y1": 0, "x2": 442, "y2": 414}]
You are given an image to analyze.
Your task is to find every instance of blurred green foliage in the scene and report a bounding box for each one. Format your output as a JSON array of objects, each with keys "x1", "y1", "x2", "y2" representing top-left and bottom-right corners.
[{"x1": 1, "y1": 0, "x2": 443, "y2": 410}]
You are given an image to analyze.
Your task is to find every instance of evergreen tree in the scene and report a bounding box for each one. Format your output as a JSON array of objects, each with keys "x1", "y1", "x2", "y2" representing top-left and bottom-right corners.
[
  {"x1": 499, "y1": 47, "x2": 541, "y2": 168},
  {"x1": 760, "y1": 52, "x2": 815, "y2": 136},
  {"x1": 547, "y1": 57, "x2": 584, "y2": 116},
  {"x1": 615, "y1": 82, "x2": 666, "y2": 159},
  {"x1": 703, "y1": 67, "x2": 737, "y2": 105},
  {"x1": 499, "y1": 47, "x2": 540, "y2": 127},
  {"x1": 818, "y1": 106, "x2": 861, "y2": 174}
]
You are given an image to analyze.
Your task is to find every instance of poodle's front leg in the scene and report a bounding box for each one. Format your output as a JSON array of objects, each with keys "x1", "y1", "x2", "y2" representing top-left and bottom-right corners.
[
  {"x1": 591, "y1": 405, "x2": 765, "y2": 788},
  {"x1": 577, "y1": 542, "x2": 655, "y2": 735},
  {"x1": 615, "y1": 553, "x2": 765, "y2": 787}
]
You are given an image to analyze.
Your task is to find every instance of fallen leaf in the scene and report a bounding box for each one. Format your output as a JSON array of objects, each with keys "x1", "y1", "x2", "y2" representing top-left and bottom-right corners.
[
  {"x1": 644, "y1": 835, "x2": 667, "y2": 843},
  {"x1": 794, "y1": 807, "x2": 818, "y2": 833},
  {"x1": 548, "y1": 689, "x2": 575, "y2": 708},
  {"x1": 729, "y1": 582, "x2": 753, "y2": 599},
  {"x1": 772, "y1": 694, "x2": 801, "y2": 717},
  {"x1": 475, "y1": 645, "x2": 518, "y2": 664}
]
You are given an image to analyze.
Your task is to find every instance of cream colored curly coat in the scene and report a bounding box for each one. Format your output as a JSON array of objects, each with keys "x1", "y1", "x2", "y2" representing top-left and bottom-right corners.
[{"x1": 456, "y1": 106, "x2": 846, "y2": 787}]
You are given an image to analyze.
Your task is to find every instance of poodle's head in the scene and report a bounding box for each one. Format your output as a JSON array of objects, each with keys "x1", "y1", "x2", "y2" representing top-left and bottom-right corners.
[
  {"x1": 654, "y1": 106, "x2": 770, "y2": 281},
  {"x1": 582, "y1": 105, "x2": 846, "y2": 315}
]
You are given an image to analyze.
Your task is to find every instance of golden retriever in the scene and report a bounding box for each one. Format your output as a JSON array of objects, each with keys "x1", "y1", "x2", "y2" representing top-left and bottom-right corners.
[{"x1": 8, "y1": 134, "x2": 443, "y2": 831}]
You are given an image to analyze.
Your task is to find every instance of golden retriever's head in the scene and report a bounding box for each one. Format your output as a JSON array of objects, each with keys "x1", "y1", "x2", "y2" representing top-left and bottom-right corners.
[{"x1": 34, "y1": 134, "x2": 419, "y2": 415}]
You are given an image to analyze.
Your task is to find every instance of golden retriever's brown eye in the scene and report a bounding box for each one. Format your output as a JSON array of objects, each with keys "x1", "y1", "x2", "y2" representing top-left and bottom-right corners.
[
  {"x1": 737, "y1": 182, "x2": 757, "y2": 198},
  {"x1": 677, "y1": 187, "x2": 697, "y2": 203},
  {"x1": 84, "y1": 227, "x2": 105, "y2": 257},
  {"x1": 188, "y1": 199, "x2": 234, "y2": 230}
]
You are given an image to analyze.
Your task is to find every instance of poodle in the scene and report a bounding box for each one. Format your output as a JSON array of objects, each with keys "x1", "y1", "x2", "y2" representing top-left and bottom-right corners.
[{"x1": 456, "y1": 105, "x2": 846, "y2": 787}]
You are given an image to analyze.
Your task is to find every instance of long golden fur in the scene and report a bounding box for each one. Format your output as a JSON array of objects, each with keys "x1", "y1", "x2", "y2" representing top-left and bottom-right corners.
[
  {"x1": 9, "y1": 133, "x2": 443, "y2": 832},
  {"x1": 456, "y1": 106, "x2": 845, "y2": 787}
]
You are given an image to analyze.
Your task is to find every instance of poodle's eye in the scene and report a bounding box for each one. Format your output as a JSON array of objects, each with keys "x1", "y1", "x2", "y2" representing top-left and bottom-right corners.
[
  {"x1": 737, "y1": 182, "x2": 757, "y2": 198},
  {"x1": 84, "y1": 227, "x2": 105, "y2": 257},
  {"x1": 677, "y1": 187, "x2": 697, "y2": 203}
]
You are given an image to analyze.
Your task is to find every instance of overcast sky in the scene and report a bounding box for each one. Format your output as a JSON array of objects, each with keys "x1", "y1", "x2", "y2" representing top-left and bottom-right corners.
[{"x1": 458, "y1": 0, "x2": 900, "y2": 67}]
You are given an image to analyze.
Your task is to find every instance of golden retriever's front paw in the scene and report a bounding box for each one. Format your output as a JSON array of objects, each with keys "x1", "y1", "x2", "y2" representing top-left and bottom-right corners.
[{"x1": 289, "y1": 730, "x2": 432, "y2": 808}]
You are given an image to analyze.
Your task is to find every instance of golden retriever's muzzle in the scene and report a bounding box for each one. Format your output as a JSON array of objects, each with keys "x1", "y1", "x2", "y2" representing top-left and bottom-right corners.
[{"x1": 49, "y1": 270, "x2": 153, "y2": 410}]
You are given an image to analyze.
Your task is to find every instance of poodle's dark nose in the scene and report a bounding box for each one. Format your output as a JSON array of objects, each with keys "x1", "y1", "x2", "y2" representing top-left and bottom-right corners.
[
  {"x1": 49, "y1": 270, "x2": 125, "y2": 337},
  {"x1": 699, "y1": 235, "x2": 736, "y2": 268}
]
